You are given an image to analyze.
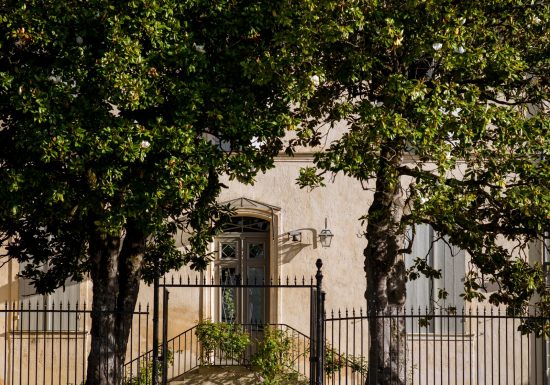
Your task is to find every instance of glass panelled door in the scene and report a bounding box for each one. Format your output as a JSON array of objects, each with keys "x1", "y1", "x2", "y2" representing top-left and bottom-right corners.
[
  {"x1": 216, "y1": 217, "x2": 269, "y2": 324},
  {"x1": 245, "y1": 237, "x2": 267, "y2": 323}
]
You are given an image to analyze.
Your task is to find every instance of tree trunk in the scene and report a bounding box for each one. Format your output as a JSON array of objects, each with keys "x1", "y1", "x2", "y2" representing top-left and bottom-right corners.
[
  {"x1": 365, "y1": 146, "x2": 407, "y2": 385},
  {"x1": 86, "y1": 222, "x2": 146, "y2": 385}
]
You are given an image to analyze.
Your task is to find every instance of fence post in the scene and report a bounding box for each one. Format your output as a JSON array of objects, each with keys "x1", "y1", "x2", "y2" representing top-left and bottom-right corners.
[
  {"x1": 315, "y1": 259, "x2": 324, "y2": 385},
  {"x1": 161, "y1": 289, "x2": 170, "y2": 385},
  {"x1": 320, "y1": 291, "x2": 326, "y2": 385},
  {"x1": 152, "y1": 273, "x2": 159, "y2": 385},
  {"x1": 310, "y1": 286, "x2": 316, "y2": 385}
]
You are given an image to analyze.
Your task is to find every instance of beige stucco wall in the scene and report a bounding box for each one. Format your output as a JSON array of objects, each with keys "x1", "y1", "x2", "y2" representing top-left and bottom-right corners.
[{"x1": 135, "y1": 152, "x2": 373, "y2": 339}]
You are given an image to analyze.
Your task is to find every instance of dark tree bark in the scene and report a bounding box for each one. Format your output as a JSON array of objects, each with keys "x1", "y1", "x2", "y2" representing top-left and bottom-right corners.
[
  {"x1": 85, "y1": 222, "x2": 146, "y2": 385},
  {"x1": 365, "y1": 146, "x2": 407, "y2": 385}
]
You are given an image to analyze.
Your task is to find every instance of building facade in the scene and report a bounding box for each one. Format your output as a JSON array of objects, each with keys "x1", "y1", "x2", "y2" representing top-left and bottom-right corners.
[{"x1": 0, "y1": 142, "x2": 548, "y2": 384}]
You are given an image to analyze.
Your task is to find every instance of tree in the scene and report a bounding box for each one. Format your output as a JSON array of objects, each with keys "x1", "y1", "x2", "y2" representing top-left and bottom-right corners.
[
  {"x1": 0, "y1": 1, "x2": 321, "y2": 384},
  {"x1": 293, "y1": 1, "x2": 550, "y2": 384}
]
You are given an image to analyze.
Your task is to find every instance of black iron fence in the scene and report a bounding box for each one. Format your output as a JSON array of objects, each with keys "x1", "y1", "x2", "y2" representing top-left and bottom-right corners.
[
  {"x1": 2, "y1": 263, "x2": 550, "y2": 385},
  {"x1": 134, "y1": 322, "x2": 311, "y2": 382},
  {"x1": 0, "y1": 301, "x2": 150, "y2": 385},
  {"x1": 324, "y1": 307, "x2": 549, "y2": 385}
]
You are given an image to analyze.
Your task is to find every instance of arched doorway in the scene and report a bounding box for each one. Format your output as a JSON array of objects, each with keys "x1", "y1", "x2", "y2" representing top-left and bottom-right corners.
[{"x1": 214, "y1": 216, "x2": 270, "y2": 324}]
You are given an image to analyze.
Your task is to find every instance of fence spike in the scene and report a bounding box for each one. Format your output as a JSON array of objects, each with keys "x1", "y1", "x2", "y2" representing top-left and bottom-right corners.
[{"x1": 171, "y1": 275, "x2": 174, "y2": 284}]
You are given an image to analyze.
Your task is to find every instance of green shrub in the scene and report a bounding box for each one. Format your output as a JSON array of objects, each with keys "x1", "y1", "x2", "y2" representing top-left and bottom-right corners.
[
  {"x1": 195, "y1": 320, "x2": 250, "y2": 364},
  {"x1": 195, "y1": 322, "x2": 309, "y2": 384},
  {"x1": 324, "y1": 344, "x2": 367, "y2": 377},
  {"x1": 251, "y1": 327, "x2": 308, "y2": 385}
]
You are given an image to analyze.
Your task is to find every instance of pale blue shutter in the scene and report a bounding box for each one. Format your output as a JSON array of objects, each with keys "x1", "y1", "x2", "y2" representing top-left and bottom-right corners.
[
  {"x1": 48, "y1": 281, "x2": 80, "y2": 331},
  {"x1": 405, "y1": 224, "x2": 433, "y2": 311},
  {"x1": 433, "y1": 237, "x2": 464, "y2": 332}
]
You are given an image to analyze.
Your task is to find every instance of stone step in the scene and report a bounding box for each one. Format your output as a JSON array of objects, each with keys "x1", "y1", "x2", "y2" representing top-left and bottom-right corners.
[{"x1": 169, "y1": 366, "x2": 258, "y2": 385}]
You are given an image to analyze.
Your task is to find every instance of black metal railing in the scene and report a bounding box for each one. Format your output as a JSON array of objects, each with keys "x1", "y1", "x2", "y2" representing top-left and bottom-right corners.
[
  {"x1": 0, "y1": 301, "x2": 150, "y2": 385},
  {"x1": 7, "y1": 302, "x2": 542, "y2": 385},
  {"x1": 126, "y1": 322, "x2": 312, "y2": 383},
  {"x1": 324, "y1": 306, "x2": 549, "y2": 385}
]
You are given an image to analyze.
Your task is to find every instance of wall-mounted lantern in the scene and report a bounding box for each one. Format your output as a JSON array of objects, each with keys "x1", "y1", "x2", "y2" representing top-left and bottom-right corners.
[{"x1": 319, "y1": 218, "x2": 334, "y2": 248}]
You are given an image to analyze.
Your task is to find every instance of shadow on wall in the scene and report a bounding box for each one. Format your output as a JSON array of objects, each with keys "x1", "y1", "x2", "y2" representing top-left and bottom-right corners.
[
  {"x1": 278, "y1": 228, "x2": 318, "y2": 265},
  {"x1": 0, "y1": 280, "x2": 18, "y2": 303},
  {"x1": 171, "y1": 366, "x2": 257, "y2": 385}
]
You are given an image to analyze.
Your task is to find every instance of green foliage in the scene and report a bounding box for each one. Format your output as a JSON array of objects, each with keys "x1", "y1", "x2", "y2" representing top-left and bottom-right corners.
[
  {"x1": 0, "y1": 0, "x2": 321, "y2": 290},
  {"x1": 290, "y1": 0, "x2": 550, "y2": 317},
  {"x1": 123, "y1": 351, "x2": 173, "y2": 385},
  {"x1": 195, "y1": 320, "x2": 250, "y2": 364},
  {"x1": 195, "y1": 323, "x2": 308, "y2": 384},
  {"x1": 222, "y1": 288, "x2": 236, "y2": 322},
  {"x1": 325, "y1": 344, "x2": 367, "y2": 377},
  {"x1": 250, "y1": 327, "x2": 308, "y2": 385},
  {"x1": 0, "y1": 2, "x2": 326, "y2": 382},
  {"x1": 296, "y1": 167, "x2": 326, "y2": 190}
]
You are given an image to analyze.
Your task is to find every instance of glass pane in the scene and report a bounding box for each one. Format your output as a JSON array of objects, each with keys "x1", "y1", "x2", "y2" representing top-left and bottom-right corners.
[
  {"x1": 221, "y1": 242, "x2": 237, "y2": 259},
  {"x1": 221, "y1": 268, "x2": 237, "y2": 323},
  {"x1": 248, "y1": 243, "x2": 264, "y2": 259},
  {"x1": 248, "y1": 268, "x2": 264, "y2": 323},
  {"x1": 223, "y1": 217, "x2": 270, "y2": 233}
]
